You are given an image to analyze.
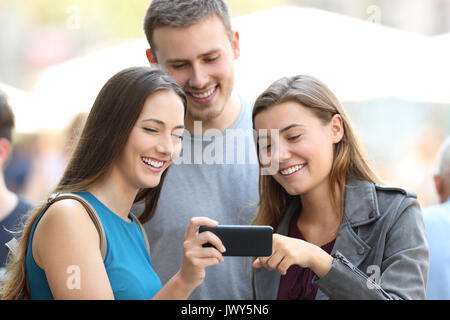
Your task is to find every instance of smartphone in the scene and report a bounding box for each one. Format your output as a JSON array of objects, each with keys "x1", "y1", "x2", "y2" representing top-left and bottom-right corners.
[{"x1": 199, "y1": 225, "x2": 273, "y2": 257}]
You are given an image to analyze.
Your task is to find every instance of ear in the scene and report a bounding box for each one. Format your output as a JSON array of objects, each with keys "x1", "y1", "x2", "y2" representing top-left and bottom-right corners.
[
  {"x1": 231, "y1": 31, "x2": 240, "y2": 59},
  {"x1": 433, "y1": 174, "x2": 444, "y2": 202},
  {"x1": 330, "y1": 114, "x2": 344, "y2": 144},
  {"x1": 146, "y1": 48, "x2": 158, "y2": 65},
  {"x1": 0, "y1": 138, "x2": 12, "y2": 168}
]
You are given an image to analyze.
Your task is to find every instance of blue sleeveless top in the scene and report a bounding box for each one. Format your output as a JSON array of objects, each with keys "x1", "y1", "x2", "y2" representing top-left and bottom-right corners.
[{"x1": 25, "y1": 191, "x2": 162, "y2": 299}]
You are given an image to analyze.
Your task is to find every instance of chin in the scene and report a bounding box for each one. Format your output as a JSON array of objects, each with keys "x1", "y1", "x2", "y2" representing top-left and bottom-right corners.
[
  {"x1": 189, "y1": 105, "x2": 224, "y2": 122},
  {"x1": 141, "y1": 177, "x2": 162, "y2": 189},
  {"x1": 281, "y1": 183, "x2": 309, "y2": 196}
]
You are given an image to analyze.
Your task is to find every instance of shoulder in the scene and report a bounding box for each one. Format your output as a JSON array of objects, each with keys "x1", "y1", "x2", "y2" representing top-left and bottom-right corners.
[
  {"x1": 234, "y1": 94, "x2": 254, "y2": 127},
  {"x1": 39, "y1": 198, "x2": 95, "y2": 227},
  {"x1": 371, "y1": 183, "x2": 424, "y2": 232},
  {"x1": 374, "y1": 184, "x2": 417, "y2": 199},
  {"x1": 33, "y1": 198, "x2": 100, "y2": 258},
  {"x1": 31, "y1": 198, "x2": 113, "y2": 299},
  {"x1": 346, "y1": 179, "x2": 418, "y2": 212},
  {"x1": 374, "y1": 183, "x2": 420, "y2": 213},
  {"x1": 345, "y1": 179, "x2": 421, "y2": 224}
]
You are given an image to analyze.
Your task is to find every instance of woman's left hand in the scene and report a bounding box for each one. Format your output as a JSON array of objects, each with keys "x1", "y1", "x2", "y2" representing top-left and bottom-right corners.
[{"x1": 252, "y1": 234, "x2": 333, "y2": 278}]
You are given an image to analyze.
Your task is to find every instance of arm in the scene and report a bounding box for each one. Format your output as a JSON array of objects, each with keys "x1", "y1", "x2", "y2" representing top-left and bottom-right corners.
[
  {"x1": 252, "y1": 234, "x2": 333, "y2": 278},
  {"x1": 254, "y1": 197, "x2": 429, "y2": 299},
  {"x1": 33, "y1": 199, "x2": 114, "y2": 299},
  {"x1": 253, "y1": 234, "x2": 394, "y2": 299},
  {"x1": 314, "y1": 197, "x2": 428, "y2": 300},
  {"x1": 152, "y1": 217, "x2": 226, "y2": 300}
]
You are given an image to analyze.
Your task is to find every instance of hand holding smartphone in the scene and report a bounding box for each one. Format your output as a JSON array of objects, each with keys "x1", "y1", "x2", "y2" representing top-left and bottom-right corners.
[{"x1": 199, "y1": 225, "x2": 273, "y2": 257}]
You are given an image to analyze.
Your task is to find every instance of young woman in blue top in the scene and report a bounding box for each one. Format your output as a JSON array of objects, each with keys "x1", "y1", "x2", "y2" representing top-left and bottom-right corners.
[{"x1": 0, "y1": 67, "x2": 225, "y2": 299}]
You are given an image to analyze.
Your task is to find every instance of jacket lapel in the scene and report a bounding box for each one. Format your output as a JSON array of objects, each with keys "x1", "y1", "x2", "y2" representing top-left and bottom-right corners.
[
  {"x1": 330, "y1": 179, "x2": 380, "y2": 269},
  {"x1": 255, "y1": 179, "x2": 380, "y2": 300},
  {"x1": 254, "y1": 197, "x2": 299, "y2": 299}
]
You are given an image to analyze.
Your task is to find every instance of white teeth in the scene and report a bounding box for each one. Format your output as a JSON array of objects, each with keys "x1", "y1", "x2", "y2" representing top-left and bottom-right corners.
[
  {"x1": 142, "y1": 157, "x2": 164, "y2": 168},
  {"x1": 190, "y1": 87, "x2": 215, "y2": 99},
  {"x1": 280, "y1": 164, "x2": 305, "y2": 176}
]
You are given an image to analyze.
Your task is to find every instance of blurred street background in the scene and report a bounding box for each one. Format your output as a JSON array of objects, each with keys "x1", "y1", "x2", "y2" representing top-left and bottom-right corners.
[{"x1": 0, "y1": 0, "x2": 449, "y2": 206}]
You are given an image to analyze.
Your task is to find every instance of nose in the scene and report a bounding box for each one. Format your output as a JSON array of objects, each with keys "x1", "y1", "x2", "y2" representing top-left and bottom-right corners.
[
  {"x1": 156, "y1": 134, "x2": 175, "y2": 159},
  {"x1": 188, "y1": 63, "x2": 209, "y2": 89},
  {"x1": 274, "y1": 138, "x2": 292, "y2": 165}
]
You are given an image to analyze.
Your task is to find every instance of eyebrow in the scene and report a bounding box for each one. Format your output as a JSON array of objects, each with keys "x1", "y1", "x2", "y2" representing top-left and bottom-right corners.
[
  {"x1": 257, "y1": 123, "x2": 305, "y2": 141},
  {"x1": 166, "y1": 49, "x2": 221, "y2": 64},
  {"x1": 142, "y1": 118, "x2": 184, "y2": 129},
  {"x1": 280, "y1": 123, "x2": 305, "y2": 134}
]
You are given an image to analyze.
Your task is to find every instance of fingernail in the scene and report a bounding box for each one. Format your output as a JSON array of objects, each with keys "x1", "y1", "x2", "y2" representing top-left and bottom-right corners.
[{"x1": 222, "y1": 246, "x2": 226, "y2": 252}]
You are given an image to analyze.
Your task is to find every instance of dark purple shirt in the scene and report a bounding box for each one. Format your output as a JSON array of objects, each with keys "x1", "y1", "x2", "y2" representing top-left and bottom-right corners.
[{"x1": 277, "y1": 211, "x2": 336, "y2": 300}]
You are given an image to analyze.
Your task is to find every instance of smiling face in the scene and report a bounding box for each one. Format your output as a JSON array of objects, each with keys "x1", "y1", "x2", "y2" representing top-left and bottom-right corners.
[
  {"x1": 112, "y1": 89, "x2": 185, "y2": 190},
  {"x1": 254, "y1": 101, "x2": 344, "y2": 197},
  {"x1": 149, "y1": 14, "x2": 240, "y2": 124}
]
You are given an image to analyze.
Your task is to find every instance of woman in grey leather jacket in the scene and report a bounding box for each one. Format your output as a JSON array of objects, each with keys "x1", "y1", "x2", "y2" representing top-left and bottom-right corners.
[{"x1": 251, "y1": 75, "x2": 429, "y2": 300}]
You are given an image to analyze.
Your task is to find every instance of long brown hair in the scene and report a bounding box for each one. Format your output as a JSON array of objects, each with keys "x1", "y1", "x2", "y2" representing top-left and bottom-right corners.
[
  {"x1": 0, "y1": 66, "x2": 186, "y2": 300},
  {"x1": 251, "y1": 75, "x2": 381, "y2": 230}
]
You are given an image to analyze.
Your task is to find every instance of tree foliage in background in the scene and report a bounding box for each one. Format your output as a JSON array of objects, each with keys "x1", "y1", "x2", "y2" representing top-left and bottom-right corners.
[{"x1": 1, "y1": 0, "x2": 289, "y2": 39}]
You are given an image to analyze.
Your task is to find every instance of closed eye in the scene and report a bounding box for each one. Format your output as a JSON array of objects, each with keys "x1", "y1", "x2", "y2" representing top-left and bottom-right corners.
[
  {"x1": 204, "y1": 55, "x2": 219, "y2": 63},
  {"x1": 170, "y1": 63, "x2": 187, "y2": 70},
  {"x1": 143, "y1": 127, "x2": 158, "y2": 133},
  {"x1": 288, "y1": 134, "x2": 302, "y2": 141}
]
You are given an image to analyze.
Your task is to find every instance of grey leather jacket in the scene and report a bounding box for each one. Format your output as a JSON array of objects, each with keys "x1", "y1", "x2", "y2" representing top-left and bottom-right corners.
[{"x1": 253, "y1": 179, "x2": 429, "y2": 300}]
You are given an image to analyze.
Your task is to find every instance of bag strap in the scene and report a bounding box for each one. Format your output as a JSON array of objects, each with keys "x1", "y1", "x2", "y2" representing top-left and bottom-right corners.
[
  {"x1": 129, "y1": 212, "x2": 151, "y2": 256},
  {"x1": 5, "y1": 238, "x2": 19, "y2": 256},
  {"x1": 4, "y1": 193, "x2": 151, "y2": 261},
  {"x1": 46, "y1": 192, "x2": 107, "y2": 260}
]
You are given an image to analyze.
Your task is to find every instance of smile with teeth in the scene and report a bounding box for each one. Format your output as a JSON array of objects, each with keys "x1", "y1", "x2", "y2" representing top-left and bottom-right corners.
[
  {"x1": 280, "y1": 164, "x2": 306, "y2": 176},
  {"x1": 141, "y1": 157, "x2": 164, "y2": 168},
  {"x1": 189, "y1": 86, "x2": 216, "y2": 99}
]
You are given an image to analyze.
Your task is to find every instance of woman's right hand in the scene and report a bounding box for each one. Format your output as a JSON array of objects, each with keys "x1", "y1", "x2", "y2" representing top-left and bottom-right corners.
[{"x1": 177, "y1": 217, "x2": 226, "y2": 292}]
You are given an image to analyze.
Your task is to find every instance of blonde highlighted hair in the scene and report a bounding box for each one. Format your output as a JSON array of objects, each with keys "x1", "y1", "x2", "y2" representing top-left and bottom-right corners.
[{"x1": 251, "y1": 75, "x2": 381, "y2": 230}]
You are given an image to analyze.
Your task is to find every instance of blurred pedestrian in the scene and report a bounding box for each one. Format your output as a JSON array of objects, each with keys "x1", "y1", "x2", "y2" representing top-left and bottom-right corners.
[
  {"x1": 0, "y1": 91, "x2": 33, "y2": 272},
  {"x1": 423, "y1": 136, "x2": 450, "y2": 300}
]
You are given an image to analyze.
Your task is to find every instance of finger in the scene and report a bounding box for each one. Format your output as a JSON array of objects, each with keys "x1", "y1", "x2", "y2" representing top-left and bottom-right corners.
[
  {"x1": 277, "y1": 256, "x2": 292, "y2": 276},
  {"x1": 184, "y1": 217, "x2": 219, "y2": 240},
  {"x1": 252, "y1": 258, "x2": 262, "y2": 269},
  {"x1": 190, "y1": 246, "x2": 224, "y2": 261},
  {"x1": 192, "y1": 257, "x2": 222, "y2": 269},
  {"x1": 197, "y1": 231, "x2": 226, "y2": 253},
  {"x1": 267, "y1": 250, "x2": 285, "y2": 270},
  {"x1": 256, "y1": 256, "x2": 270, "y2": 269}
]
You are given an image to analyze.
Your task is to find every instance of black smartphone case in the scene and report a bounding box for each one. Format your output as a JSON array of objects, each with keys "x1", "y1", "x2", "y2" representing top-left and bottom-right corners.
[{"x1": 199, "y1": 225, "x2": 273, "y2": 257}]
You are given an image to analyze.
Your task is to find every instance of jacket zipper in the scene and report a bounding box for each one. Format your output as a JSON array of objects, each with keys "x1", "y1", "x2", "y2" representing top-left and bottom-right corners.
[{"x1": 333, "y1": 251, "x2": 392, "y2": 299}]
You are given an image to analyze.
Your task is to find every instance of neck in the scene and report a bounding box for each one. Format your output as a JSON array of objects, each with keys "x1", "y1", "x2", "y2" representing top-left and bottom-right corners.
[
  {"x1": 86, "y1": 169, "x2": 138, "y2": 222},
  {"x1": 299, "y1": 179, "x2": 342, "y2": 225},
  {"x1": 0, "y1": 173, "x2": 19, "y2": 220},
  {"x1": 185, "y1": 94, "x2": 241, "y2": 133}
]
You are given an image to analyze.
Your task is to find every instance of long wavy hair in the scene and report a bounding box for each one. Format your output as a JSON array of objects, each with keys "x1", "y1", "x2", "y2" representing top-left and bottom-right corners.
[
  {"x1": 0, "y1": 66, "x2": 186, "y2": 300},
  {"x1": 251, "y1": 75, "x2": 381, "y2": 230}
]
